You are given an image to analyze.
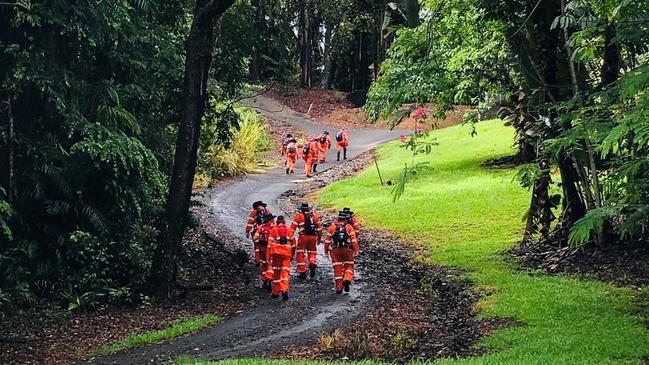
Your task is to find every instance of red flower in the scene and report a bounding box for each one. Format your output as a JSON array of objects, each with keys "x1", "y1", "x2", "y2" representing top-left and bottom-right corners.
[
  {"x1": 399, "y1": 135, "x2": 408, "y2": 142},
  {"x1": 411, "y1": 106, "x2": 427, "y2": 121}
]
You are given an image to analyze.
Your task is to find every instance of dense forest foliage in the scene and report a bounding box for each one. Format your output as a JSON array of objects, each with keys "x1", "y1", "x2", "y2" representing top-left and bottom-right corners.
[
  {"x1": 0, "y1": 0, "x2": 422, "y2": 309},
  {"x1": 366, "y1": 0, "x2": 649, "y2": 248},
  {"x1": 0, "y1": 0, "x2": 242, "y2": 307},
  {"x1": 1, "y1": 0, "x2": 648, "y2": 310}
]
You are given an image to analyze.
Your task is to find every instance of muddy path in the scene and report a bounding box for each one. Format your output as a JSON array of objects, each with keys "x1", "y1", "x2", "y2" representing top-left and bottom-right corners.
[{"x1": 87, "y1": 96, "x2": 408, "y2": 364}]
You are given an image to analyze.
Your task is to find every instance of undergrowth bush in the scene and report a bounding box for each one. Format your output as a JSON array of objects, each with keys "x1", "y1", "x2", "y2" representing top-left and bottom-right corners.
[{"x1": 195, "y1": 106, "x2": 275, "y2": 188}]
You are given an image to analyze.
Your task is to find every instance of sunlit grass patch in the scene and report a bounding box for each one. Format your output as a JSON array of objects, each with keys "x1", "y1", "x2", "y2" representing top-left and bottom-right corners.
[{"x1": 92, "y1": 314, "x2": 220, "y2": 356}]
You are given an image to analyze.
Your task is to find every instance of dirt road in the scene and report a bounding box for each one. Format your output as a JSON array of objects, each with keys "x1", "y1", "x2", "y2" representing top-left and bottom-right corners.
[{"x1": 87, "y1": 95, "x2": 407, "y2": 364}]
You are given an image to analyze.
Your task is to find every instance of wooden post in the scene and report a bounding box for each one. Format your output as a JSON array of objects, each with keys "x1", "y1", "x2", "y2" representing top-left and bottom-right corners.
[{"x1": 374, "y1": 157, "x2": 384, "y2": 185}]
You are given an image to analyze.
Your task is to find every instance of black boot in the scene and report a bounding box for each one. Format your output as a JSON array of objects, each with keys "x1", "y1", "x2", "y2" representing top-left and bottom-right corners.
[
  {"x1": 298, "y1": 272, "x2": 307, "y2": 279},
  {"x1": 312, "y1": 163, "x2": 317, "y2": 173},
  {"x1": 286, "y1": 168, "x2": 289, "y2": 174},
  {"x1": 309, "y1": 265, "x2": 316, "y2": 278},
  {"x1": 337, "y1": 152, "x2": 340, "y2": 161},
  {"x1": 343, "y1": 280, "x2": 351, "y2": 292},
  {"x1": 343, "y1": 149, "x2": 347, "y2": 160},
  {"x1": 281, "y1": 292, "x2": 289, "y2": 301},
  {"x1": 336, "y1": 289, "x2": 343, "y2": 294}
]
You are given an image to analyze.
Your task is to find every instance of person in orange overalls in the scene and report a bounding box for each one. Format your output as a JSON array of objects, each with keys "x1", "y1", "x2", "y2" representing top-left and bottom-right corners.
[
  {"x1": 322, "y1": 131, "x2": 332, "y2": 151},
  {"x1": 317, "y1": 134, "x2": 329, "y2": 164},
  {"x1": 267, "y1": 216, "x2": 296, "y2": 300},
  {"x1": 281, "y1": 134, "x2": 296, "y2": 154},
  {"x1": 302, "y1": 138, "x2": 317, "y2": 178},
  {"x1": 324, "y1": 211, "x2": 359, "y2": 294},
  {"x1": 245, "y1": 201, "x2": 271, "y2": 265},
  {"x1": 309, "y1": 138, "x2": 321, "y2": 173},
  {"x1": 335, "y1": 128, "x2": 349, "y2": 161},
  {"x1": 290, "y1": 203, "x2": 322, "y2": 279},
  {"x1": 252, "y1": 213, "x2": 275, "y2": 290},
  {"x1": 301, "y1": 138, "x2": 313, "y2": 177},
  {"x1": 342, "y1": 207, "x2": 361, "y2": 233},
  {"x1": 285, "y1": 138, "x2": 298, "y2": 175}
]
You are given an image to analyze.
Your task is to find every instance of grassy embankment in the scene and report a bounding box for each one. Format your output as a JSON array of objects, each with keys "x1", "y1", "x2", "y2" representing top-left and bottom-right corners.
[
  {"x1": 320, "y1": 120, "x2": 649, "y2": 365},
  {"x1": 92, "y1": 314, "x2": 220, "y2": 356},
  {"x1": 178, "y1": 120, "x2": 649, "y2": 364}
]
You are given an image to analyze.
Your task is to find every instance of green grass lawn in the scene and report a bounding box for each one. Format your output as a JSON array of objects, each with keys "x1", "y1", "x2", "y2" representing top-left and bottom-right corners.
[
  {"x1": 318, "y1": 120, "x2": 649, "y2": 365},
  {"x1": 92, "y1": 314, "x2": 220, "y2": 356}
]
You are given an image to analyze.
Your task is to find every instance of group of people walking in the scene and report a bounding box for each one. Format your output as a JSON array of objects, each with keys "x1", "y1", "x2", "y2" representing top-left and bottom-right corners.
[
  {"x1": 245, "y1": 201, "x2": 360, "y2": 300},
  {"x1": 280, "y1": 128, "x2": 350, "y2": 178}
]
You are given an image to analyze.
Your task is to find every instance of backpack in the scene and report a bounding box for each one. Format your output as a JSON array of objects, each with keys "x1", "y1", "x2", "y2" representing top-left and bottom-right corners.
[
  {"x1": 287, "y1": 142, "x2": 296, "y2": 153},
  {"x1": 346, "y1": 214, "x2": 354, "y2": 227},
  {"x1": 319, "y1": 135, "x2": 326, "y2": 144},
  {"x1": 332, "y1": 223, "x2": 350, "y2": 247},
  {"x1": 254, "y1": 207, "x2": 266, "y2": 225},
  {"x1": 335, "y1": 131, "x2": 344, "y2": 142},
  {"x1": 303, "y1": 213, "x2": 317, "y2": 235},
  {"x1": 258, "y1": 223, "x2": 272, "y2": 244},
  {"x1": 302, "y1": 144, "x2": 311, "y2": 155},
  {"x1": 277, "y1": 226, "x2": 288, "y2": 245}
]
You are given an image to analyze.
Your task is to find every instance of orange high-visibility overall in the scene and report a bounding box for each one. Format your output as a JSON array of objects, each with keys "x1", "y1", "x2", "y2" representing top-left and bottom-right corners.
[
  {"x1": 267, "y1": 225, "x2": 296, "y2": 295},
  {"x1": 286, "y1": 151, "x2": 297, "y2": 173},
  {"x1": 246, "y1": 207, "x2": 271, "y2": 263},
  {"x1": 318, "y1": 139, "x2": 328, "y2": 163},
  {"x1": 253, "y1": 222, "x2": 275, "y2": 282},
  {"x1": 336, "y1": 130, "x2": 349, "y2": 151},
  {"x1": 349, "y1": 215, "x2": 361, "y2": 233},
  {"x1": 286, "y1": 142, "x2": 298, "y2": 173},
  {"x1": 303, "y1": 144, "x2": 315, "y2": 177},
  {"x1": 290, "y1": 212, "x2": 322, "y2": 273},
  {"x1": 325, "y1": 222, "x2": 359, "y2": 292}
]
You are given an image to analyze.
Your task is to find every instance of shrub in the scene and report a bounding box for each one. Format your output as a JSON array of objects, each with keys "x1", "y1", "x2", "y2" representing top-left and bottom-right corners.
[
  {"x1": 58, "y1": 230, "x2": 153, "y2": 310},
  {"x1": 196, "y1": 106, "x2": 275, "y2": 185}
]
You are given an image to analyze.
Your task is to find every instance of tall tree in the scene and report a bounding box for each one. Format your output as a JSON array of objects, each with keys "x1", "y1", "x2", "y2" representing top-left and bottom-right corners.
[
  {"x1": 298, "y1": 0, "x2": 316, "y2": 88},
  {"x1": 249, "y1": 0, "x2": 265, "y2": 82},
  {"x1": 150, "y1": 0, "x2": 235, "y2": 299},
  {"x1": 402, "y1": 0, "x2": 420, "y2": 28}
]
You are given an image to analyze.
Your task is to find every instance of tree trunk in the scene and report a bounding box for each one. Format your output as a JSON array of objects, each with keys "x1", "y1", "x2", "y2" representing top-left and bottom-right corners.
[
  {"x1": 354, "y1": 32, "x2": 363, "y2": 91},
  {"x1": 524, "y1": 159, "x2": 554, "y2": 240},
  {"x1": 557, "y1": 155, "x2": 587, "y2": 234},
  {"x1": 309, "y1": 8, "x2": 321, "y2": 87},
  {"x1": 321, "y1": 21, "x2": 333, "y2": 89},
  {"x1": 561, "y1": 0, "x2": 579, "y2": 95},
  {"x1": 250, "y1": 0, "x2": 264, "y2": 82},
  {"x1": 403, "y1": 0, "x2": 420, "y2": 28},
  {"x1": 298, "y1": 0, "x2": 308, "y2": 88},
  {"x1": 297, "y1": 1, "x2": 315, "y2": 88},
  {"x1": 7, "y1": 96, "x2": 15, "y2": 204},
  {"x1": 149, "y1": 0, "x2": 235, "y2": 300},
  {"x1": 600, "y1": 23, "x2": 620, "y2": 87},
  {"x1": 373, "y1": 12, "x2": 381, "y2": 81},
  {"x1": 305, "y1": 6, "x2": 313, "y2": 88}
]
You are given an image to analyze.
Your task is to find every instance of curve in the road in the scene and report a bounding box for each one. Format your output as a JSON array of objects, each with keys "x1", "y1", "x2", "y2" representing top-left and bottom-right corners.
[{"x1": 87, "y1": 95, "x2": 408, "y2": 364}]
